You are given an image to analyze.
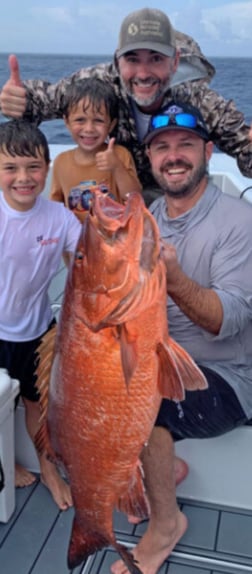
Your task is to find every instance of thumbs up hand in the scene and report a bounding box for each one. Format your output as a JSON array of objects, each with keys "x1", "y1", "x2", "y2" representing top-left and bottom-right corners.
[
  {"x1": 0, "y1": 55, "x2": 27, "y2": 118},
  {"x1": 96, "y1": 138, "x2": 120, "y2": 172},
  {"x1": 9, "y1": 54, "x2": 23, "y2": 86}
]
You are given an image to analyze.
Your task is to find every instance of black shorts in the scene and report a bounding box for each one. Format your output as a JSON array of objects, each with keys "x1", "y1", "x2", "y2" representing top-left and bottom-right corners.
[
  {"x1": 155, "y1": 365, "x2": 248, "y2": 441},
  {"x1": 0, "y1": 319, "x2": 56, "y2": 402}
]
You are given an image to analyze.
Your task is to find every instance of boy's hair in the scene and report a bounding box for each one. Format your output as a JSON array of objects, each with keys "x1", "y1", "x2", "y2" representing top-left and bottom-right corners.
[
  {"x1": 0, "y1": 119, "x2": 50, "y2": 164},
  {"x1": 63, "y1": 77, "x2": 118, "y2": 121}
]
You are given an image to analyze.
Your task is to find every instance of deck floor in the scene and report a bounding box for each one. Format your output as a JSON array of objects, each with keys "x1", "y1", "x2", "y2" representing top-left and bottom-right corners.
[{"x1": 1, "y1": 479, "x2": 252, "y2": 574}]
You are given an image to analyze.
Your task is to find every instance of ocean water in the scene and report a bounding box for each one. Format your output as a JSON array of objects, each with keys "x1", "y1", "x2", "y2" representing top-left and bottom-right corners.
[{"x1": 0, "y1": 53, "x2": 251, "y2": 144}]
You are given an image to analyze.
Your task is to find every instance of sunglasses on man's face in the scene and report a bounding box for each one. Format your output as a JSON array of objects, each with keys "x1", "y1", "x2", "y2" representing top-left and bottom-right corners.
[{"x1": 150, "y1": 112, "x2": 200, "y2": 130}]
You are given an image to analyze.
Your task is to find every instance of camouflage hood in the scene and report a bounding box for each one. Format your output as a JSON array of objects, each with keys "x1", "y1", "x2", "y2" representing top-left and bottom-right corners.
[{"x1": 171, "y1": 30, "x2": 215, "y2": 85}]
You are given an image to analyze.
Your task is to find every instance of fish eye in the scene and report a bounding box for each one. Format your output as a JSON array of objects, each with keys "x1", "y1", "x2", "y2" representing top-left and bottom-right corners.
[{"x1": 75, "y1": 251, "x2": 83, "y2": 260}]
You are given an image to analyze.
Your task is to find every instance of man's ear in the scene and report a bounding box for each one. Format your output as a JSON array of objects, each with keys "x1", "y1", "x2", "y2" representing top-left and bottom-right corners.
[
  {"x1": 172, "y1": 49, "x2": 180, "y2": 74},
  {"x1": 114, "y1": 51, "x2": 120, "y2": 71},
  {"x1": 63, "y1": 115, "x2": 69, "y2": 128},
  {"x1": 205, "y1": 140, "x2": 214, "y2": 163},
  {"x1": 145, "y1": 145, "x2": 151, "y2": 159}
]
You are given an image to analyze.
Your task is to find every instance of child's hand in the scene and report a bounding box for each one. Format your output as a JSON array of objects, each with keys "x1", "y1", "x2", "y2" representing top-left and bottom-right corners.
[{"x1": 95, "y1": 138, "x2": 120, "y2": 172}]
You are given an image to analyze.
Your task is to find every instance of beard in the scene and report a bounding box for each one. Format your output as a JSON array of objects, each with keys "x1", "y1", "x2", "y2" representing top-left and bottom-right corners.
[
  {"x1": 153, "y1": 159, "x2": 208, "y2": 199},
  {"x1": 121, "y1": 76, "x2": 171, "y2": 108}
]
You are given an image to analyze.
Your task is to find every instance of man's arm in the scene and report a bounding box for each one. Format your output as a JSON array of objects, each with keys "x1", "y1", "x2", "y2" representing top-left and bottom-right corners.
[
  {"x1": 161, "y1": 242, "x2": 223, "y2": 335},
  {"x1": 0, "y1": 55, "x2": 115, "y2": 124}
]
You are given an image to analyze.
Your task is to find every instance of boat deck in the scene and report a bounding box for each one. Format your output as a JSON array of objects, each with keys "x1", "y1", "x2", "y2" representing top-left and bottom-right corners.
[{"x1": 1, "y1": 480, "x2": 252, "y2": 574}]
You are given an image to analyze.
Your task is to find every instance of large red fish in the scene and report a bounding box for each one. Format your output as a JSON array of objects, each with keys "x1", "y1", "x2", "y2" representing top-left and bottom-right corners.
[{"x1": 36, "y1": 190, "x2": 207, "y2": 574}]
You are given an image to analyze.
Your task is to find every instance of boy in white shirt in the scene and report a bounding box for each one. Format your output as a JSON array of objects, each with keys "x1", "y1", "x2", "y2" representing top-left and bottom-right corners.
[{"x1": 0, "y1": 119, "x2": 81, "y2": 510}]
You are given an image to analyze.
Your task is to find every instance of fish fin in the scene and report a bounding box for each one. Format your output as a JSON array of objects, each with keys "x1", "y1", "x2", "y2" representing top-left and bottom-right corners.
[
  {"x1": 67, "y1": 517, "x2": 110, "y2": 568},
  {"x1": 119, "y1": 323, "x2": 138, "y2": 387},
  {"x1": 114, "y1": 542, "x2": 143, "y2": 574},
  {"x1": 117, "y1": 460, "x2": 150, "y2": 521},
  {"x1": 34, "y1": 323, "x2": 57, "y2": 455},
  {"x1": 157, "y1": 338, "x2": 208, "y2": 401}
]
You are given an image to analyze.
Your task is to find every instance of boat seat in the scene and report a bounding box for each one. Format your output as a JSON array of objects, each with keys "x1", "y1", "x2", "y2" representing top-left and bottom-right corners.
[
  {"x1": 176, "y1": 424, "x2": 252, "y2": 510},
  {"x1": 14, "y1": 397, "x2": 252, "y2": 513}
]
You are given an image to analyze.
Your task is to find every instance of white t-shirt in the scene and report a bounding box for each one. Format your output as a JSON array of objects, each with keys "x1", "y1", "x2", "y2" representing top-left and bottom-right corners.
[{"x1": 0, "y1": 192, "x2": 81, "y2": 341}]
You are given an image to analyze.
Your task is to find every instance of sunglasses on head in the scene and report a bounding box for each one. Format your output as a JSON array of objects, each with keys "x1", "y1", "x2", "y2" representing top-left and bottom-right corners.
[{"x1": 150, "y1": 112, "x2": 200, "y2": 130}]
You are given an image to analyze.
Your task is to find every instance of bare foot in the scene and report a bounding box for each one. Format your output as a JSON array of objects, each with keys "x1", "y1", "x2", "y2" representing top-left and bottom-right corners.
[
  {"x1": 112, "y1": 510, "x2": 188, "y2": 574},
  {"x1": 15, "y1": 463, "x2": 37, "y2": 488},
  {"x1": 40, "y1": 455, "x2": 73, "y2": 511},
  {"x1": 128, "y1": 457, "x2": 188, "y2": 524},
  {"x1": 174, "y1": 456, "x2": 189, "y2": 486}
]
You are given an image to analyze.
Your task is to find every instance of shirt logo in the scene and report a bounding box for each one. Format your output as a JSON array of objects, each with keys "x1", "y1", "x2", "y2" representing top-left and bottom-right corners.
[{"x1": 36, "y1": 235, "x2": 59, "y2": 246}]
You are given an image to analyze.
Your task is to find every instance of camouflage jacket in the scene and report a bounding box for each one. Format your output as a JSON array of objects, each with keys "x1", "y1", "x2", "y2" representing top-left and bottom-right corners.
[{"x1": 20, "y1": 30, "x2": 252, "y2": 187}]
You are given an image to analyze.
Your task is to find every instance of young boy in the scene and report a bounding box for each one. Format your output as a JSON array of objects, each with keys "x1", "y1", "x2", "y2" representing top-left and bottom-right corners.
[
  {"x1": 0, "y1": 119, "x2": 81, "y2": 510},
  {"x1": 50, "y1": 78, "x2": 142, "y2": 222}
]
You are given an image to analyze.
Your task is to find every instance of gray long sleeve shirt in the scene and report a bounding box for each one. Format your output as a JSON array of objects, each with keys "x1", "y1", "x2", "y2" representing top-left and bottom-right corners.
[{"x1": 150, "y1": 182, "x2": 252, "y2": 417}]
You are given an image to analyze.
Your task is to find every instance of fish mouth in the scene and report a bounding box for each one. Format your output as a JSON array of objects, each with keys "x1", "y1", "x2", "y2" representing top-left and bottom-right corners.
[
  {"x1": 90, "y1": 190, "x2": 138, "y2": 237},
  {"x1": 89, "y1": 189, "x2": 161, "y2": 271},
  {"x1": 72, "y1": 188, "x2": 163, "y2": 329}
]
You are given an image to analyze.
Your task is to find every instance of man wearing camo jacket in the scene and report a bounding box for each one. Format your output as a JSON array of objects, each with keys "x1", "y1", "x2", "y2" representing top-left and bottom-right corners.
[{"x1": 1, "y1": 8, "x2": 252, "y2": 205}]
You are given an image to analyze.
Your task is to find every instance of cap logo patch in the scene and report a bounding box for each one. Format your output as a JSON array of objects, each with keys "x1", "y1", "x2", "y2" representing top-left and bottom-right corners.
[
  {"x1": 128, "y1": 23, "x2": 139, "y2": 36},
  {"x1": 166, "y1": 105, "x2": 183, "y2": 114}
]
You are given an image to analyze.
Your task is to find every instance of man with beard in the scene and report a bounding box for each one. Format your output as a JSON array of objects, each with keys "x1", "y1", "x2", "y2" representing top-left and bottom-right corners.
[
  {"x1": 1, "y1": 7, "x2": 252, "y2": 206},
  {"x1": 111, "y1": 102, "x2": 252, "y2": 574}
]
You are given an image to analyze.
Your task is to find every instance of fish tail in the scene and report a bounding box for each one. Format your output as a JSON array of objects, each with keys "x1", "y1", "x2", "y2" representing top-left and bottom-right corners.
[
  {"x1": 118, "y1": 460, "x2": 150, "y2": 521},
  {"x1": 67, "y1": 516, "x2": 110, "y2": 568},
  {"x1": 115, "y1": 542, "x2": 143, "y2": 574}
]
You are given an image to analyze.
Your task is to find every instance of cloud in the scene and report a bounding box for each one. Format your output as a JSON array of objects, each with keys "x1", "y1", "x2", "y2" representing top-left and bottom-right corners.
[
  {"x1": 169, "y1": 0, "x2": 252, "y2": 56},
  {"x1": 1, "y1": 1, "x2": 252, "y2": 56},
  {"x1": 31, "y1": 6, "x2": 74, "y2": 25},
  {"x1": 203, "y1": 2, "x2": 252, "y2": 41},
  {"x1": 30, "y1": 2, "x2": 124, "y2": 48}
]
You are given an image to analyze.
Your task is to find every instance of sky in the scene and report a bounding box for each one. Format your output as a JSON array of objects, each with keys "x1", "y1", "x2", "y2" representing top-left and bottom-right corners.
[{"x1": 0, "y1": 0, "x2": 252, "y2": 57}]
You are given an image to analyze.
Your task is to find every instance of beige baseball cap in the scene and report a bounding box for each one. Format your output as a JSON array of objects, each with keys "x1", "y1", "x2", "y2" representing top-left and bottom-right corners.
[{"x1": 117, "y1": 8, "x2": 176, "y2": 58}]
